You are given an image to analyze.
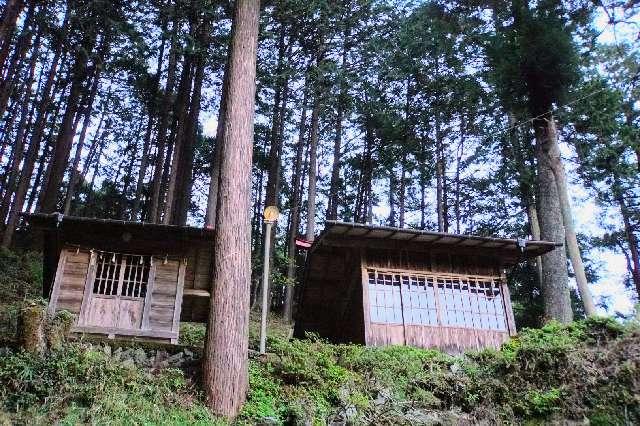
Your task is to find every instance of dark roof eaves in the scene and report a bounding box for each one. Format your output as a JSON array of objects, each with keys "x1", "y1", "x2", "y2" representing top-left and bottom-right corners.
[{"x1": 322, "y1": 220, "x2": 563, "y2": 248}]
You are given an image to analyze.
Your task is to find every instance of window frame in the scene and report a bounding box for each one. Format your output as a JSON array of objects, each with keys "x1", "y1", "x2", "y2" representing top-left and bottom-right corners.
[{"x1": 366, "y1": 268, "x2": 509, "y2": 332}]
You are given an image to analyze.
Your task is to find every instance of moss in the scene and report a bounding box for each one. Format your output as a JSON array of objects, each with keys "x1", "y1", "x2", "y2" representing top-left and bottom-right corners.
[
  {"x1": 47, "y1": 310, "x2": 76, "y2": 351},
  {"x1": 18, "y1": 302, "x2": 47, "y2": 355}
]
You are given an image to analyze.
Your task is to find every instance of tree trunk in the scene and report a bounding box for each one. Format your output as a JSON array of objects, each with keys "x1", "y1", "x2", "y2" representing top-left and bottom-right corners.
[
  {"x1": 0, "y1": 1, "x2": 34, "y2": 119},
  {"x1": 388, "y1": 170, "x2": 396, "y2": 226},
  {"x1": 283, "y1": 84, "x2": 308, "y2": 323},
  {"x1": 534, "y1": 118, "x2": 573, "y2": 323},
  {"x1": 539, "y1": 117, "x2": 597, "y2": 316},
  {"x1": 0, "y1": 0, "x2": 25, "y2": 58},
  {"x1": 204, "y1": 67, "x2": 229, "y2": 228},
  {"x1": 507, "y1": 112, "x2": 543, "y2": 281},
  {"x1": 62, "y1": 47, "x2": 105, "y2": 215},
  {"x1": 264, "y1": 22, "x2": 287, "y2": 212},
  {"x1": 38, "y1": 34, "x2": 94, "y2": 213},
  {"x1": 435, "y1": 114, "x2": 445, "y2": 232},
  {"x1": 162, "y1": 53, "x2": 193, "y2": 225},
  {"x1": 399, "y1": 163, "x2": 406, "y2": 228},
  {"x1": 203, "y1": 0, "x2": 260, "y2": 418},
  {"x1": 0, "y1": 31, "x2": 38, "y2": 224},
  {"x1": 305, "y1": 95, "x2": 320, "y2": 241},
  {"x1": 454, "y1": 116, "x2": 465, "y2": 234},
  {"x1": 1, "y1": 9, "x2": 66, "y2": 246},
  {"x1": 174, "y1": 15, "x2": 209, "y2": 226},
  {"x1": 131, "y1": 6, "x2": 167, "y2": 221},
  {"x1": 130, "y1": 116, "x2": 154, "y2": 220},
  {"x1": 327, "y1": 19, "x2": 351, "y2": 220},
  {"x1": 615, "y1": 184, "x2": 640, "y2": 299},
  {"x1": 149, "y1": 15, "x2": 179, "y2": 223}
]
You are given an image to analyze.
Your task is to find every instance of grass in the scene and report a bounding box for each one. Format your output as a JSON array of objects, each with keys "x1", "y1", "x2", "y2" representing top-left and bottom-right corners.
[{"x1": 1, "y1": 248, "x2": 639, "y2": 424}]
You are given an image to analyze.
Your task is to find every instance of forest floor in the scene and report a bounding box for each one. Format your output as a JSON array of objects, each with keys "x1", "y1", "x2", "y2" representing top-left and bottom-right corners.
[{"x1": 1, "y1": 249, "x2": 639, "y2": 425}]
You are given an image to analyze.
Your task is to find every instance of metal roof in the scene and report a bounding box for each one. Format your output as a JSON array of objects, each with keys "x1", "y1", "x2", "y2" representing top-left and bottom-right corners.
[{"x1": 315, "y1": 221, "x2": 561, "y2": 258}]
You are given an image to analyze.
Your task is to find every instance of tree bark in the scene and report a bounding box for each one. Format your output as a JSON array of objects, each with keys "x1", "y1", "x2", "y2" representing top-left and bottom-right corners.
[
  {"x1": 327, "y1": 19, "x2": 351, "y2": 220},
  {"x1": 0, "y1": 0, "x2": 25, "y2": 58},
  {"x1": 0, "y1": 31, "x2": 38, "y2": 223},
  {"x1": 435, "y1": 113, "x2": 445, "y2": 232},
  {"x1": 162, "y1": 53, "x2": 194, "y2": 225},
  {"x1": 173, "y1": 15, "x2": 210, "y2": 226},
  {"x1": 539, "y1": 117, "x2": 597, "y2": 316},
  {"x1": 62, "y1": 42, "x2": 106, "y2": 215},
  {"x1": 131, "y1": 6, "x2": 167, "y2": 221},
  {"x1": 149, "y1": 14, "x2": 179, "y2": 223},
  {"x1": 305, "y1": 95, "x2": 320, "y2": 241},
  {"x1": 1, "y1": 8, "x2": 66, "y2": 246},
  {"x1": 534, "y1": 118, "x2": 573, "y2": 323},
  {"x1": 203, "y1": 0, "x2": 260, "y2": 418},
  {"x1": 38, "y1": 33, "x2": 94, "y2": 213},
  {"x1": 0, "y1": 1, "x2": 34, "y2": 119},
  {"x1": 388, "y1": 170, "x2": 396, "y2": 226},
  {"x1": 204, "y1": 66, "x2": 229, "y2": 228},
  {"x1": 614, "y1": 184, "x2": 640, "y2": 299},
  {"x1": 283, "y1": 84, "x2": 308, "y2": 323}
]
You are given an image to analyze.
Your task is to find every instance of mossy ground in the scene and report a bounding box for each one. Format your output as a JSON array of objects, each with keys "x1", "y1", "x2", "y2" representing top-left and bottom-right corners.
[{"x1": 1, "y1": 249, "x2": 639, "y2": 424}]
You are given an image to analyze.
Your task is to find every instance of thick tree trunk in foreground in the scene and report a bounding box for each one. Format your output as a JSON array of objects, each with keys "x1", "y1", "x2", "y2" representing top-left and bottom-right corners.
[
  {"x1": 204, "y1": 55, "x2": 230, "y2": 228},
  {"x1": 539, "y1": 117, "x2": 597, "y2": 317},
  {"x1": 203, "y1": 0, "x2": 260, "y2": 418},
  {"x1": 534, "y1": 118, "x2": 573, "y2": 323}
]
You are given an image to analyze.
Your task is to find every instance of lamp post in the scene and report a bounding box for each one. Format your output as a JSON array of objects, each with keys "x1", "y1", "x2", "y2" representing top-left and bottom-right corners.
[{"x1": 259, "y1": 205, "x2": 279, "y2": 354}]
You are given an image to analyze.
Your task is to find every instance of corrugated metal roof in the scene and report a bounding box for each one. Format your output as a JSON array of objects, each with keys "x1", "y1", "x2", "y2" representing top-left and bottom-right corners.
[{"x1": 315, "y1": 221, "x2": 561, "y2": 258}]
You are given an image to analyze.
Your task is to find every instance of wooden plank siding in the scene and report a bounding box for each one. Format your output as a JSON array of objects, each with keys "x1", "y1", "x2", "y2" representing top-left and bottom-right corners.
[
  {"x1": 148, "y1": 259, "x2": 181, "y2": 332},
  {"x1": 296, "y1": 243, "x2": 515, "y2": 354},
  {"x1": 293, "y1": 246, "x2": 364, "y2": 343},
  {"x1": 50, "y1": 249, "x2": 90, "y2": 315},
  {"x1": 403, "y1": 325, "x2": 509, "y2": 352},
  {"x1": 180, "y1": 246, "x2": 213, "y2": 322}
]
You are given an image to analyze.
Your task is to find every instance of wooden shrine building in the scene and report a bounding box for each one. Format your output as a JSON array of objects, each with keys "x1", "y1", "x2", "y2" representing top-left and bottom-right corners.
[
  {"x1": 25, "y1": 213, "x2": 213, "y2": 343},
  {"x1": 294, "y1": 221, "x2": 561, "y2": 353}
]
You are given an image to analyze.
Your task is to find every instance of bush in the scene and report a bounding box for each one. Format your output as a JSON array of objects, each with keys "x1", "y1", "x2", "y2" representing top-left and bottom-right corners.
[{"x1": 0, "y1": 344, "x2": 220, "y2": 425}]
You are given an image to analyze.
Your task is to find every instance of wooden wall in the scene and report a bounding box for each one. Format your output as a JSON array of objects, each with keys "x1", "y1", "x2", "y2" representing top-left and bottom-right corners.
[
  {"x1": 49, "y1": 249, "x2": 90, "y2": 315},
  {"x1": 364, "y1": 248, "x2": 502, "y2": 276},
  {"x1": 293, "y1": 246, "x2": 365, "y2": 343},
  {"x1": 180, "y1": 246, "x2": 212, "y2": 322},
  {"x1": 361, "y1": 247, "x2": 513, "y2": 353},
  {"x1": 148, "y1": 259, "x2": 181, "y2": 332}
]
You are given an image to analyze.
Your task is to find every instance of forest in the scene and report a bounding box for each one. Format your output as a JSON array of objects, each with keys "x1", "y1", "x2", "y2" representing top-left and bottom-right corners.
[{"x1": 0, "y1": 0, "x2": 639, "y2": 420}]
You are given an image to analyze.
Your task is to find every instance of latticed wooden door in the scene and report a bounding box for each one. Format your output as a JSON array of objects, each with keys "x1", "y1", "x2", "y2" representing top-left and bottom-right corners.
[{"x1": 78, "y1": 251, "x2": 151, "y2": 330}]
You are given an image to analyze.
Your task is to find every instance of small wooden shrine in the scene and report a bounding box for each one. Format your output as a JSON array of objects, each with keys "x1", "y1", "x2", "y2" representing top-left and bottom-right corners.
[
  {"x1": 294, "y1": 221, "x2": 561, "y2": 353},
  {"x1": 25, "y1": 213, "x2": 213, "y2": 343}
]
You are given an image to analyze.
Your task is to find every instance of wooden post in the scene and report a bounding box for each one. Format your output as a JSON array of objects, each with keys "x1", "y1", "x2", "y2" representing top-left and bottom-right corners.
[{"x1": 47, "y1": 250, "x2": 68, "y2": 316}]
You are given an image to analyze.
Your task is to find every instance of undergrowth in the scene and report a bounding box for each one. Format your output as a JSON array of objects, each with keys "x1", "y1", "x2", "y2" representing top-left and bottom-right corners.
[
  {"x1": 1, "y1": 317, "x2": 638, "y2": 424},
  {"x1": 0, "y1": 248, "x2": 42, "y2": 342},
  {"x1": 0, "y1": 344, "x2": 220, "y2": 425},
  {"x1": 1, "y1": 249, "x2": 638, "y2": 424}
]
